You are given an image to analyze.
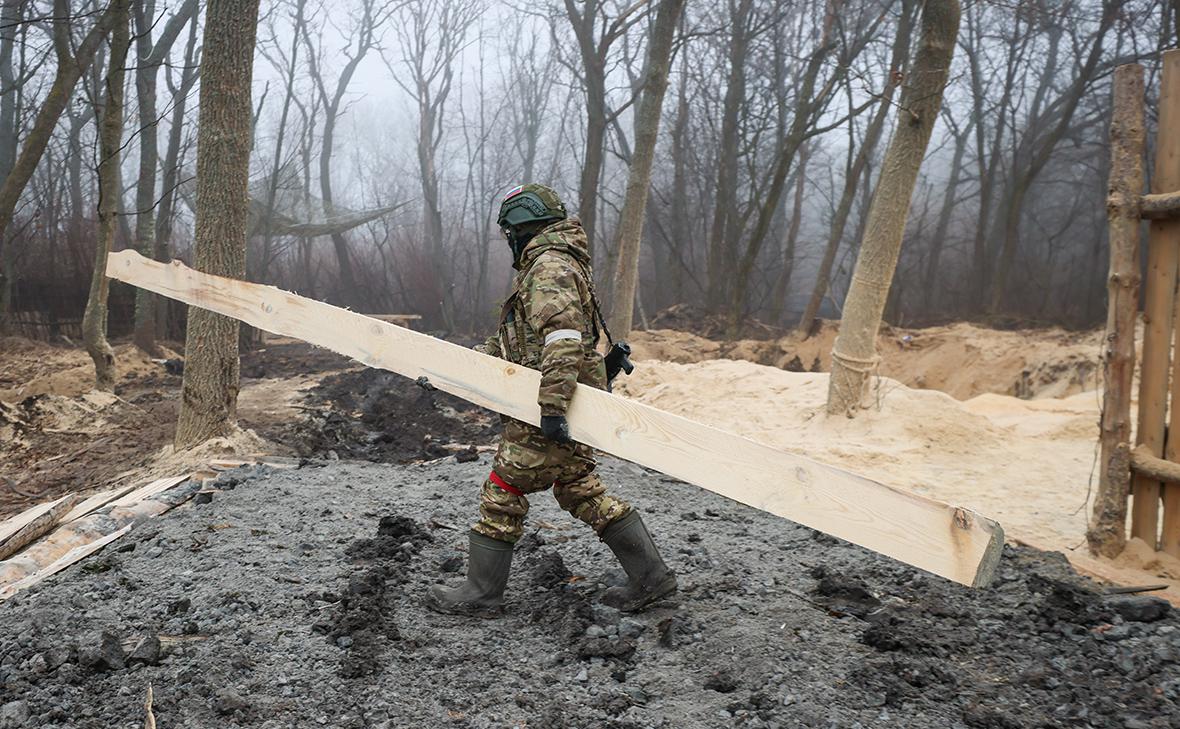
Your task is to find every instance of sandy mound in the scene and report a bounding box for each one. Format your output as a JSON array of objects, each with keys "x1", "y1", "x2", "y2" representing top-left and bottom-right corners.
[
  {"x1": 0, "y1": 340, "x2": 179, "y2": 401},
  {"x1": 628, "y1": 321, "x2": 1103, "y2": 400},
  {"x1": 615, "y1": 358, "x2": 1100, "y2": 562}
]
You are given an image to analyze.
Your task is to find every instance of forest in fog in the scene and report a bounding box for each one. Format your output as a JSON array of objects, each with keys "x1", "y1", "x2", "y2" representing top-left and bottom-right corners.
[{"x1": 1, "y1": 0, "x2": 1177, "y2": 344}]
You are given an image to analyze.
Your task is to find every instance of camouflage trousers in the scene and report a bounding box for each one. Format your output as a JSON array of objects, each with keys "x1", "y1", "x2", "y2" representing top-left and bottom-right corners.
[{"x1": 472, "y1": 418, "x2": 631, "y2": 544}]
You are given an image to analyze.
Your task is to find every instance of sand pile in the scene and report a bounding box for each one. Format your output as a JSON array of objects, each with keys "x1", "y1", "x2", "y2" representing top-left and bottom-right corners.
[
  {"x1": 0, "y1": 341, "x2": 179, "y2": 402},
  {"x1": 615, "y1": 359, "x2": 1098, "y2": 552},
  {"x1": 616, "y1": 357, "x2": 1180, "y2": 599},
  {"x1": 628, "y1": 321, "x2": 1103, "y2": 400}
]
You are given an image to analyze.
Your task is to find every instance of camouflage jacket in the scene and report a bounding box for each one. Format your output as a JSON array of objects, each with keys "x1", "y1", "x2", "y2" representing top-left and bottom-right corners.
[{"x1": 477, "y1": 218, "x2": 608, "y2": 416}]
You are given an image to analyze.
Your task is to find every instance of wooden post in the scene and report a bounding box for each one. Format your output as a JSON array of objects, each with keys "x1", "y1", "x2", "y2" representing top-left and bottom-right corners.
[
  {"x1": 1160, "y1": 49, "x2": 1180, "y2": 557},
  {"x1": 1130, "y1": 52, "x2": 1179, "y2": 549},
  {"x1": 1089, "y1": 64, "x2": 1145, "y2": 558}
]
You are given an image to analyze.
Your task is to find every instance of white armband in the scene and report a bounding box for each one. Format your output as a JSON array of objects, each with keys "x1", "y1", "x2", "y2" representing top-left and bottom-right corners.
[{"x1": 543, "y1": 329, "x2": 582, "y2": 346}]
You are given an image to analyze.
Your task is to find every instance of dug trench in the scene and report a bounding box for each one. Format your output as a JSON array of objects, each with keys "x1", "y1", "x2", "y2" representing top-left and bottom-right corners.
[{"x1": 1, "y1": 458, "x2": 1179, "y2": 728}]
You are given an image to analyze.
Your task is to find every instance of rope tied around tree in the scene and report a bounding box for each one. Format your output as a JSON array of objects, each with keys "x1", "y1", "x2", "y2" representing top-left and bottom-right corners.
[{"x1": 830, "y1": 347, "x2": 881, "y2": 374}]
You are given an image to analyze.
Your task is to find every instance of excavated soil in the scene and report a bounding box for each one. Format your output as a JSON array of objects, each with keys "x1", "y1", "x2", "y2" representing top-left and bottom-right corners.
[
  {"x1": 290, "y1": 368, "x2": 499, "y2": 464},
  {"x1": 0, "y1": 338, "x2": 485, "y2": 519},
  {"x1": 628, "y1": 321, "x2": 1102, "y2": 400},
  {"x1": 1, "y1": 459, "x2": 1178, "y2": 728}
]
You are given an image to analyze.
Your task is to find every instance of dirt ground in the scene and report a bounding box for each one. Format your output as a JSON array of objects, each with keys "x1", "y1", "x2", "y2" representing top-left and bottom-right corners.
[
  {"x1": 3, "y1": 326, "x2": 1180, "y2": 726},
  {"x1": 0, "y1": 337, "x2": 497, "y2": 519},
  {"x1": 0, "y1": 459, "x2": 1177, "y2": 728}
]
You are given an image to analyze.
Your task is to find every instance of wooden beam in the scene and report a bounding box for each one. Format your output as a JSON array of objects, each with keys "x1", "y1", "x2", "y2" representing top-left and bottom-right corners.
[
  {"x1": 1131, "y1": 444, "x2": 1180, "y2": 484},
  {"x1": 1141, "y1": 191, "x2": 1180, "y2": 219},
  {"x1": 1091, "y1": 64, "x2": 1146, "y2": 558},
  {"x1": 106, "y1": 250, "x2": 1005, "y2": 587}
]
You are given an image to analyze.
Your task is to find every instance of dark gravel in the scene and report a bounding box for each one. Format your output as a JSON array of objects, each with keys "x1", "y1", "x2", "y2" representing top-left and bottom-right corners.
[
  {"x1": 290, "y1": 369, "x2": 499, "y2": 464},
  {"x1": 0, "y1": 458, "x2": 1178, "y2": 728}
]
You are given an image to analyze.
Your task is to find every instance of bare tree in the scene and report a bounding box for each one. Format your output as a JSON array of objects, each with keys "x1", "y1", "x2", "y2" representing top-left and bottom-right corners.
[
  {"x1": 131, "y1": 0, "x2": 200, "y2": 354},
  {"x1": 299, "y1": 0, "x2": 392, "y2": 308},
  {"x1": 828, "y1": 0, "x2": 960, "y2": 415},
  {"x1": 556, "y1": 0, "x2": 653, "y2": 256},
  {"x1": 608, "y1": 0, "x2": 687, "y2": 337},
  {"x1": 386, "y1": 0, "x2": 480, "y2": 331},
  {"x1": 0, "y1": 0, "x2": 122, "y2": 324},
  {"x1": 82, "y1": 0, "x2": 130, "y2": 392},
  {"x1": 175, "y1": 0, "x2": 263, "y2": 449},
  {"x1": 798, "y1": 0, "x2": 916, "y2": 335}
]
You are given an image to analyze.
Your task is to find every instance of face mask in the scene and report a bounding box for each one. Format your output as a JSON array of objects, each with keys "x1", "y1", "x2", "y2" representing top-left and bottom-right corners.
[{"x1": 504, "y1": 226, "x2": 532, "y2": 266}]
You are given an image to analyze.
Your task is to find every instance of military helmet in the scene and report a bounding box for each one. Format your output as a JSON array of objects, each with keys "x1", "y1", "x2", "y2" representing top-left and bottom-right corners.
[{"x1": 497, "y1": 183, "x2": 567, "y2": 229}]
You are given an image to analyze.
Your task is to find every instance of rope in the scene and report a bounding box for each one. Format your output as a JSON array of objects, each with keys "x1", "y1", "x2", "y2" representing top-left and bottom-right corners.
[{"x1": 830, "y1": 348, "x2": 881, "y2": 374}]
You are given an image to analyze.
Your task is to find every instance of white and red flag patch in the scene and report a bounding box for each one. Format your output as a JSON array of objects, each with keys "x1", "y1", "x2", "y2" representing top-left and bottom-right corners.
[{"x1": 503, "y1": 184, "x2": 524, "y2": 201}]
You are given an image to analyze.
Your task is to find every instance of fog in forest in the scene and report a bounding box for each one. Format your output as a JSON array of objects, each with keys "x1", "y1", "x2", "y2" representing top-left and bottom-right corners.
[{"x1": 1, "y1": 0, "x2": 1175, "y2": 342}]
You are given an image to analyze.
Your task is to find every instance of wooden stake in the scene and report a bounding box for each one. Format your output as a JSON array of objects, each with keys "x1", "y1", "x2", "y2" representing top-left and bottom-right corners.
[
  {"x1": 106, "y1": 249, "x2": 1005, "y2": 587},
  {"x1": 1090, "y1": 64, "x2": 1145, "y2": 558},
  {"x1": 1159, "y1": 49, "x2": 1180, "y2": 557},
  {"x1": 1131, "y1": 53, "x2": 1180, "y2": 550}
]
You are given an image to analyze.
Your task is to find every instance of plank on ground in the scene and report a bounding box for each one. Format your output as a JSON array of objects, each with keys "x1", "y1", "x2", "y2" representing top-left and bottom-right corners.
[
  {"x1": 0, "y1": 526, "x2": 132, "y2": 601},
  {"x1": 0, "y1": 494, "x2": 80, "y2": 561},
  {"x1": 0, "y1": 497, "x2": 70, "y2": 545},
  {"x1": 106, "y1": 250, "x2": 1005, "y2": 587}
]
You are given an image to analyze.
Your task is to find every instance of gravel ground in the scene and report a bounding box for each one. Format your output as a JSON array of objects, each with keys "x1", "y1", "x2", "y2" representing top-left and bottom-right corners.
[{"x1": 1, "y1": 457, "x2": 1178, "y2": 728}]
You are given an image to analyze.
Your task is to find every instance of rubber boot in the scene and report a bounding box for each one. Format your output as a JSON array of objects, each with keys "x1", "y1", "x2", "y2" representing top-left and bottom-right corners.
[
  {"x1": 600, "y1": 511, "x2": 678, "y2": 612},
  {"x1": 425, "y1": 531, "x2": 513, "y2": 618}
]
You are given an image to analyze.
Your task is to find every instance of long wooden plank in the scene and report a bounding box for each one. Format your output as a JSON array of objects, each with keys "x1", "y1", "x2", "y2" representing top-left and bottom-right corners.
[
  {"x1": 61, "y1": 482, "x2": 146, "y2": 524},
  {"x1": 108, "y1": 475, "x2": 192, "y2": 509},
  {"x1": 107, "y1": 250, "x2": 1004, "y2": 587}
]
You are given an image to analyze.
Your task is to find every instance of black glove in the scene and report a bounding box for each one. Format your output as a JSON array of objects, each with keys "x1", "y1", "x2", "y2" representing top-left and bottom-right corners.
[
  {"x1": 540, "y1": 414, "x2": 571, "y2": 444},
  {"x1": 415, "y1": 375, "x2": 435, "y2": 391}
]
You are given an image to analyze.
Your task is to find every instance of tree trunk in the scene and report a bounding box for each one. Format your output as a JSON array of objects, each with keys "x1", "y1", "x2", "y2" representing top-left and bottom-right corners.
[
  {"x1": 922, "y1": 118, "x2": 969, "y2": 311},
  {"x1": 83, "y1": 0, "x2": 130, "y2": 392},
  {"x1": 705, "y1": 0, "x2": 752, "y2": 312},
  {"x1": 580, "y1": 65, "x2": 607, "y2": 258},
  {"x1": 131, "y1": 2, "x2": 161, "y2": 353},
  {"x1": 0, "y1": 0, "x2": 18, "y2": 334},
  {"x1": 130, "y1": 0, "x2": 198, "y2": 353},
  {"x1": 0, "y1": 0, "x2": 19, "y2": 183},
  {"x1": 608, "y1": 0, "x2": 687, "y2": 338},
  {"x1": 797, "y1": 0, "x2": 914, "y2": 335},
  {"x1": 175, "y1": 0, "x2": 262, "y2": 449},
  {"x1": 770, "y1": 144, "x2": 810, "y2": 324},
  {"x1": 827, "y1": 0, "x2": 960, "y2": 416}
]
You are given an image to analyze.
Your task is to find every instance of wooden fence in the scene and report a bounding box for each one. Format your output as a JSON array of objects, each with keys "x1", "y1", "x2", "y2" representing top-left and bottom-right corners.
[{"x1": 1094, "y1": 50, "x2": 1180, "y2": 559}]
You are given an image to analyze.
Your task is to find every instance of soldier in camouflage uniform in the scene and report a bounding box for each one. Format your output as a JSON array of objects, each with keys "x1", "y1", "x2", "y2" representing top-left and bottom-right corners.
[{"x1": 426, "y1": 184, "x2": 677, "y2": 618}]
